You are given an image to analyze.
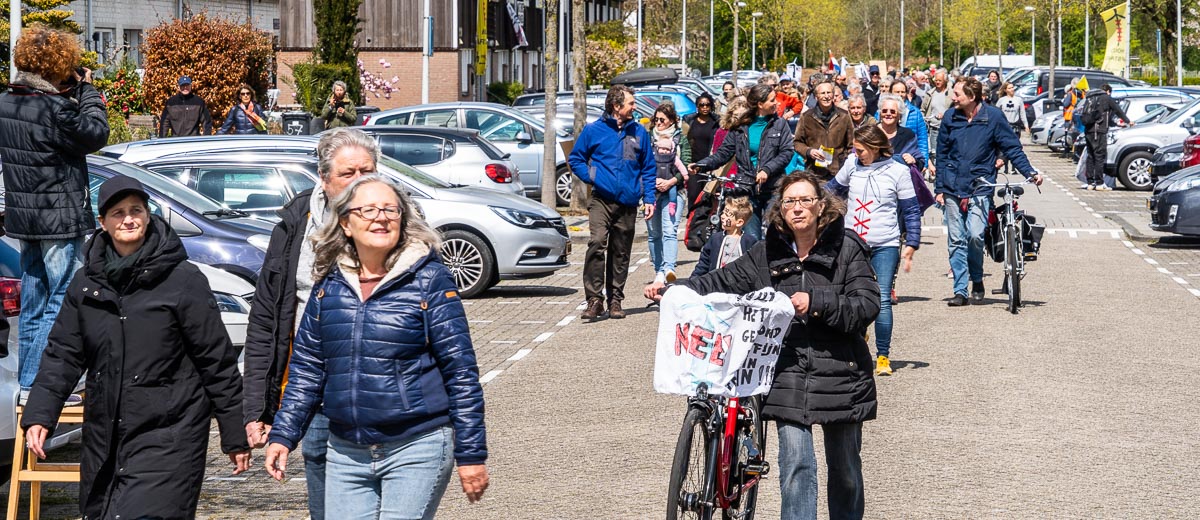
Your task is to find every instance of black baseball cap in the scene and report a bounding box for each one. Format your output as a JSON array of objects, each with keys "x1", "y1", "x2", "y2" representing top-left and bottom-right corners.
[{"x1": 97, "y1": 175, "x2": 150, "y2": 216}]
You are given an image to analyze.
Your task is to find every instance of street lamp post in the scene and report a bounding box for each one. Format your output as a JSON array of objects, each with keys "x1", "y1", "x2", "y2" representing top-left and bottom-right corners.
[
  {"x1": 682, "y1": 0, "x2": 688, "y2": 75},
  {"x1": 1057, "y1": 0, "x2": 1063, "y2": 66},
  {"x1": 637, "y1": 0, "x2": 643, "y2": 67},
  {"x1": 900, "y1": 0, "x2": 905, "y2": 72},
  {"x1": 709, "y1": 0, "x2": 714, "y2": 75},
  {"x1": 1025, "y1": 6, "x2": 1036, "y2": 64},
  {"x1": 9, "y1": 0, "x2": 20, "y2": 82},
  {"x1": 939, "y1": 0, "x2": 944, "y2": 66},
  {"x1": 1179, "y1": 0, "x2": 1184, "y2": 86},
  {"x1": 751, "y1": 11, "x2": 763, "y2": 71}
]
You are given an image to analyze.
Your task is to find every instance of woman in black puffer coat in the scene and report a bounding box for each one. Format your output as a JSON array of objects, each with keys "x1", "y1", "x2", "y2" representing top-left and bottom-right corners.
[
  {"x1": 21, "y1": 177, "x2": 250, "y2": 520},
  {"x1": 648, "y1": 172, "x2": 880, "y2": 520},
  {"x1": 217, "y1": 83, "x2": 268, "y2": 134}
]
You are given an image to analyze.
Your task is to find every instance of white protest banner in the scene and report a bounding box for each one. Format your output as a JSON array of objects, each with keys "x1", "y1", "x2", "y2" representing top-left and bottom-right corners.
[{"x1": 654, "y1": 286, "x2": 794, "y2": 398}]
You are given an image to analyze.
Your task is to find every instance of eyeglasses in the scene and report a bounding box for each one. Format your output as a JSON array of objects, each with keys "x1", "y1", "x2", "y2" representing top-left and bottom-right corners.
[
  {"x1": 697, "y1": 103, "x2": 713, "y2": 108},
  {"x1": 781, "y1": 197, "x2": 820, "y2": 209},
  {"x1": 654, "y1": 117, "x2": 669, "y2": 123},
  {"x1": 348, "y1": 205, "x2": 402, "y2": 221},
  {"x1": 239, "y1": 91, "x2": 252, "y2": 96}
]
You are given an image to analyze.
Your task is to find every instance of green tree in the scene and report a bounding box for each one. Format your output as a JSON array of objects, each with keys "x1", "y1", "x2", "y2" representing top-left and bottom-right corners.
[{"x1": 312, "y1": 0, "x2": 363, "y2": 103}]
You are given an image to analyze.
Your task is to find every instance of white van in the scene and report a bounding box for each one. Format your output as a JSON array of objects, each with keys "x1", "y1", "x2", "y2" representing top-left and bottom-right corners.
[{"x1": 957, "y1": 55, "x2": 1036, "y2": 77}]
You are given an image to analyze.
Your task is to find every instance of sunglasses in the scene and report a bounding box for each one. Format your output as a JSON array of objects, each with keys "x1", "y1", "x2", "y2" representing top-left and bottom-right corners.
[
  {"x1": 654, "y1": 117, "x2": 670, "y2": 123},
  {"x1": 880, "y1": 109, "x2": 898, "y2": 115},
  {"x1": 697, "y1": 103, "x2": 713, "y2": 108},
  {"x1": 240, "y1": 91, "x2": 252, "y2": 96}
]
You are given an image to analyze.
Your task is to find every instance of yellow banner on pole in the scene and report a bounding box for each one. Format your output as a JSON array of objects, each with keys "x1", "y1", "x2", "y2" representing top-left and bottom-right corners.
[
  {"x1": 1099, "y1": 4, "x2": 1128, "y2": 76},
  {"x1": 476, "y1": 0, "x2": 488, "y2": 76}
]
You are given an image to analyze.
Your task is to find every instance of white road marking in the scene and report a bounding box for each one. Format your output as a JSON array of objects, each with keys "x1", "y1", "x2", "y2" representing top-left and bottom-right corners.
[
  {"x1": 1174, "y1": 277, "x2": 1190, "y2": 285},
  {"x1": 637, "y1": 258, "x2": 649, "y2": 264},
  {"x1": 1131, "y1": 248, "x2": 1146, "y2": 255},
  {"x1": 1190, "y1": 288, "x2": 1200, "y2": 297},
  {"x1": 1157, "y1": 268, "x2": 1172, "y2": 274},
  {"x1": 520, "y1": 320, "x2": 546, "y2": 324},
  {"x1": 480, "y1": 370, "x2": 503, "y2": 384},
  {"x1": 556, "y1": 315, "x2": 576, "y2": 326},
  {"x1": 1145, "y1": 258, "x2": 1159, "y2": 265},
  {"x1": 628, "y1": 265, "x2": 640, "y2": 273},
  {"x1": 490, "y1": 340, "x2": 517, "y2": 344},
  {"x1": 469, "y1": 320, "x2": 493, "y2": 324},
  {"x1": 498, "y1": 301, "x2": 520, "y2": 305},
  {"x1": 1122, "y1": 240, "x2": 1135, "y2": 248},
  {"x1": 546, "y1": 301, "x2": 571, "y2": 305},
  {"x1": 557, "y1": 273, "x2": 576, "y2": 277},
  {"x1": 533, "y1": 332, "x2": 554, "y2": 342},
  {"x1": 508, "y1": 349, "x2": 533, "y2": 361},
  {"x1": 207, "y1": 477, "x2": 248, "y2": 482}
]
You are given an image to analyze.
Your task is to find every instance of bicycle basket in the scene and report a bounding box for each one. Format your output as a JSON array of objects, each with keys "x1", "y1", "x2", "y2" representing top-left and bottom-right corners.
[
  {"x1": 984, "y1": 216, "x2": 1005, "y2": 263},
  {"x1": 1020, "y1": 213, "x2": 1045, "y2": 261},
  {"x1": 653, "y1": 287, "x2": 794, "y2": 398}
]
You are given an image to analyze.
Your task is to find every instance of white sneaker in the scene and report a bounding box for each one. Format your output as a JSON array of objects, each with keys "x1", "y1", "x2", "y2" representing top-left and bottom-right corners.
[
  {"x1": 653, "y1": 272, "x2": 666, "y2": 284},
  {"x1": 1095, "y1": 185, "x2": 1112, "y2": 191}
]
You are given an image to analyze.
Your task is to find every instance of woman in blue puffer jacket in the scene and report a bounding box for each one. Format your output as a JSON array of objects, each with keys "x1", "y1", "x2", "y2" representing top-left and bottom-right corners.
[
  {"x1": 264, "y1": 175, "x2": 489, "y2": 518},
  {"x1": 217, "y1": 83, "x2": 267, "y2": 134}
]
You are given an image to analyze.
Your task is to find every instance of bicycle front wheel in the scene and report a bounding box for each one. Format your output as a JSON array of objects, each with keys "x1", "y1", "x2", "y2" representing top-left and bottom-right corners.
[
  {"x1": 1005, "y1": 225, "x2": 1022, "y2": 314},
  {"x1": 723, "y1": 395, "x2": 766, "y2": 520},
  {"x1": 668, "y1": 406, "x2": 715, "y2": 520}
]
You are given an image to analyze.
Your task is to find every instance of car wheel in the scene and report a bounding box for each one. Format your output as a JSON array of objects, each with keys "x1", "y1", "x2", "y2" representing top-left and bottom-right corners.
[
  {"x1": 1118, "y1": 151, "x2": 1154, "y2": 191},
  {"x1": 439, "y1": 230, "x2": 496, "y2": 298},
  {"x1": 555, "y1": 166, "x2": 572, "y2": 207}
]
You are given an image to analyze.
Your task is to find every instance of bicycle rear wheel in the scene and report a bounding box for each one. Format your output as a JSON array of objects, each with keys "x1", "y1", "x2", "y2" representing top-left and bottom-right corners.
[
  {"x1": 723, "y1": 395, "x2": 766, "y2": 520},
  {"x1": 668, "y1": 406, "x2": 715, "y2": 520},
  {"x1": 1005, "y1": 225, "x2": 1022, "y2": 314}
]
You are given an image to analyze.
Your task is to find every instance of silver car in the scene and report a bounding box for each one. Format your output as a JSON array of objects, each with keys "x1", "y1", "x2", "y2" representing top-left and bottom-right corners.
[
  {"x1": 1106, "y1": 98, "x2": 1200, "y2": 191},
  {"x1": 343, "y1": 126, "x2": 524, "y2": 196},
  {"x1": 365, "y1": 102, "x2": 576, "y2": 206},
  {"x1": 125, "y1": 145, "x2": 569, "y2": 298}
]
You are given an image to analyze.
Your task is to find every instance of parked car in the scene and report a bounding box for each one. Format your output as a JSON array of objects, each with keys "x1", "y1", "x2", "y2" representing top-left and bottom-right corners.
[
  {"x1": 133, "y1": 147, "x2": 570, "y2": 298},
  {"x1": 332, "y1": 126, "x2": 524, "y2": 196},
  {"x1": 1106, "y1": 98, "x2": 1200, "y2": 190},
  {"x1": 1150, "y1": 141, "x2": 1184, "y2": 184},
  {"x1": 365, "y1": 102, "x2": 575, "y2": 205},
  {"x1": 100, "y1": 135, "x2": 320, "y2": 164},
  {"x1": 1149, "y1": 165, "x2": 1200, "y2": 235},
  {"x1": 511, "y1": 91, "x2": 657, "y2": 127},
  {"x1": 1030, "y1": 110, "x2": 1062, "y2": 145},
  {"x1": 635, "y1": 90, "x2": 698, "y2": 117},
  {"x1": 610, "y1": 67, "x2": 723, "y2": 100},
  {"x1": 512, "y1": 104, "x2": 605, "y2": 137},
  {"x1": 83, "y1": 156, "x2": 275, "y2": 282},
  {"x1": 1009, "y1": 66, "x2": 1133, "y2": 97}
]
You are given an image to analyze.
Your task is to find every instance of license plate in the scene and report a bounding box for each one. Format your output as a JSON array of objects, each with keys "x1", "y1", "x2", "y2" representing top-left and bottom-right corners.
[{"x1": 1147, "y1": 198, "x2": 1153, "y2": 210}]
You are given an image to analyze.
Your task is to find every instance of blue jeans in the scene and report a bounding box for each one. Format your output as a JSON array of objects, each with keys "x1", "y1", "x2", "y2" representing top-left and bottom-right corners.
[
  {"x1": 645, "y1": 190, "x2": 680, "y2": 275},
  {"x1": 777, "y1": 422, "x2": 865, "y2": 520},
  {"x1": 325, "y1": 426, "x2": 454, "y2": 520},
  {"x1": 741, "y1": 194, "x2": 771, "y2": 241},
  {"x1": 302, "y1": 412, "x2": 330, "y2": 519},
  {"x1": 868, "y1": 246, "x2": 899, "y2": 358},
  {"x1": 18, "y1": 238, "x2": 83, "y2": 389},
  {"x1": 942, "y1": 195, "x2": 991, "y2": 297}
]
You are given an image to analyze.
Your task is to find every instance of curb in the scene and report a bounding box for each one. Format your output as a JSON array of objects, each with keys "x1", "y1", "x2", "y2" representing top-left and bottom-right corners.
[{"x1": 1108, "y1": 214, "x2": 1169, "y2": 243}]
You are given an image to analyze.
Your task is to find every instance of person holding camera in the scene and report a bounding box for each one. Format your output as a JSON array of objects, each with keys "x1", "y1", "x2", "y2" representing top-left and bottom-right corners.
[
  {"x1": 319, "y1": 80, "x2": 357, "y2": 129},
  {"x1": 0, "y1": 26, "x2": 110, "y2": 396}
]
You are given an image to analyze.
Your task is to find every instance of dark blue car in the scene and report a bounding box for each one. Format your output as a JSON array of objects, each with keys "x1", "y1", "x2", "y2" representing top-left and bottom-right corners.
[{"x1": 86, "y1": 156, "x2": 274, "y2": 283}]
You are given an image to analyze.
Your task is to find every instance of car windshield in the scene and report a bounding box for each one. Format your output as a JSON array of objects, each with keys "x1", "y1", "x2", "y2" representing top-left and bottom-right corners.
[
  {"x1": 1161, "y1": 99, "x2": 1200, "y2": 124},
  {"x1": 98, "y1": 160, "x2": 226, "y2": 212},
  {"x1": 377, "y1": 155, "x2": 451, "y2": 188},
  {"x1": 1137, "y1": 106, "x2": 1171, "y2": 124}
]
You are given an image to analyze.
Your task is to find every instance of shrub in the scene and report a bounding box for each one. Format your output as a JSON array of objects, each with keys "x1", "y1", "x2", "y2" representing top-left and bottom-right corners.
[
  {"x1": 106, "y1": 108, "x2": 133, "y2": 145},
  {"x1": 93, "y1": 61, "x2": 146, "y2": 117},
  {"x1": 141, "y1": 13, "x2": 273, "y2": 128},
  {"x1": 289, "y1": 62, "x2": 357, "y2": 115},
  {"x1": 487, "y1": 81, "x2": 525, "y2": 105}
]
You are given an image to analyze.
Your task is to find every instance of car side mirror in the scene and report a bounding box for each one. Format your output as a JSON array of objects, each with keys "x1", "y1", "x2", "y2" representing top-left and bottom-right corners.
[
  {"x1": 516, "y1": 131, "x2": 533, "y2": 144},
  {"x1": 1182, "y1": 119, "x2": 1196, "y2": 133}
]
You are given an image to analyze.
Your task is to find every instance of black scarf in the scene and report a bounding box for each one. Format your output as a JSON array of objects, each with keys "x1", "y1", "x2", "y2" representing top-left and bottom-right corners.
[
  {"x1": 103, "y1": 224, "x2": 159, "y2": 293},
  {"x1": 814, "y1": 105, "x2": 835, "y2": 128}
]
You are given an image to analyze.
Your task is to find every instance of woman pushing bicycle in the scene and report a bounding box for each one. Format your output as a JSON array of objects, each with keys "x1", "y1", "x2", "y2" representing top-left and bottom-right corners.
[{"x1": 646, "y1": 172, "x2": 880, "y2": 519}]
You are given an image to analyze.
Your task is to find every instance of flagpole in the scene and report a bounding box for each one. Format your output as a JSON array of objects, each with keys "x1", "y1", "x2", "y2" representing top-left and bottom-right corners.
[{"x1": 1123, "y1": 0, "x2": 1131, "y2": 78}]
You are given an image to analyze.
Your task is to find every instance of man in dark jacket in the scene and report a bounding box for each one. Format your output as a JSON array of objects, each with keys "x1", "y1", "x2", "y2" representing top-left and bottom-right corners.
[
  {"x1": 863, "y1": 65, "x2": 882, "y2": 116},
  {"x1": 1082, "y1": 83, "x2": 1134, "y2": 191},
  {"x1": 569, "y1": 85, "x2": 657, "y2": 320},
  {"x1": 159, "y1": 76, "x2": 213, "y2": 137},
  {"x1": 0, "y1": 26, "x2": 110, "y2": 392},
  {"x1": 794, "y1": 82, "x2": 855, "y2": 179},
  {"x1": 935, "y1": 77, "x2": 1043, "y2": 306},
  {"x1": 241, "y1": 128, "x2": 375, "y2": 519}
]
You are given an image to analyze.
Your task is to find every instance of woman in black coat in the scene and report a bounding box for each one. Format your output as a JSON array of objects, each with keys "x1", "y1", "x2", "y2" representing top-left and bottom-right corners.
[
  {"x1": 217, "y1": 83, "x2": 268, "y2": 134},
  {"x1": 647, "y1": 172, "x2": 880, "y2": 519},
  {"x1": 689, "y1": 83, "x2": 795, "y2": 240},
  {"x1": 22, "y1": 177, "x2": 250, "y2": 520}
]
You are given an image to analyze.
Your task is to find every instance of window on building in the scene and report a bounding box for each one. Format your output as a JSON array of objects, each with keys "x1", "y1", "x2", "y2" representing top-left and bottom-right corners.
[
  {"x1": 92, "y1": 29, "x2": 115, "y2": 64},
  {"x1": 123, "y1": 30, "x2": 143, "y2": 66}
]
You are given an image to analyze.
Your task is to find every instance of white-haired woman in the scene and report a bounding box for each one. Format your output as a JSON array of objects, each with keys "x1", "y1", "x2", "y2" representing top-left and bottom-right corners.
[
  {"x1": 264, "y1": 175, "x2": 490, "y2": 518},
  {"x1": 319, "y1": 80, "x2": 357, "y2": 129}
]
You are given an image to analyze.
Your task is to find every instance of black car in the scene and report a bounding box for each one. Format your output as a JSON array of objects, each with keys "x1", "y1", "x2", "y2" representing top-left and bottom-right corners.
[
  {"x1": 1149, "y1": 165, "x2": 1200, "y2": 236},
  {"x1": 1151, "y1": 142, "x2": 1184, "y2": 185}
]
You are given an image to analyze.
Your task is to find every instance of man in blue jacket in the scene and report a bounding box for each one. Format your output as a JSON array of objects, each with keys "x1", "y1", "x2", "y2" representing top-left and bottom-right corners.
[
  {"x1": 935, "y1": 76, "x2": 1043, "y2": 307},
  {"x1": 569, "y1": 85, "x2": 657, "y2": 320}
]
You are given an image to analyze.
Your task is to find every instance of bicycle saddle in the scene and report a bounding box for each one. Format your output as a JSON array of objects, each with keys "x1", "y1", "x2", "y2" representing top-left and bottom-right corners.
[{"x1": 996, "y1": 185, "x2": 1024, "y2": 198}]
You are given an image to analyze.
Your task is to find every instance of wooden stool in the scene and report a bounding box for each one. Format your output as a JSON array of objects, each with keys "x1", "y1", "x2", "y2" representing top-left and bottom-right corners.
[{"x1": 6, "y1": 406, "x2": 83, "y2": 520}]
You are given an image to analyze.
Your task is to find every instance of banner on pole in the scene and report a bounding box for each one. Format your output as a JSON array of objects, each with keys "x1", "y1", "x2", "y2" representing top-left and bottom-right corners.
[
  {"x1": 1099, "y1": 4, "x2": 1128, "y2": 76},
  {"x1": 506, "y1": 0, "x2": 529, "y2": 49},
  {"x1": 476, "y1": 0, "x2": 487, "y2": 75},
  {"x1": 653, "y1": 287, "x2": 794, "y2": 398}
]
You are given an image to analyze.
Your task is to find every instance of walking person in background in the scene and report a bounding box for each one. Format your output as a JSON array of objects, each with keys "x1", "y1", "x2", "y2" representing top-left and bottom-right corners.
[
  {"x1": 983, "y1": 70, "x2": 1003, "y2": 105},
  {"x1": 690, "y1": 84, "x2": 795, "y2": 240},
  {"x1": 996, "y1": 82, "x2": 1030, "y2": 138},
  {"x1": 646, "y1": 103, "x2": 691, "y2": 284},
  {"x1": 0, "y1": 26, "x2": 109, "y2": 399},
  {"x1": 827, "y1": 125, "x2": 922, "y2": 377},
  {"x1": 863, "y1": 65, "x2": 882, "y2": 115},
  {"x1": 218, "y1": 83, "x2": 268, "y2": 135},
  {"x1": 935, "y1": 77, "x2": 1043, "y2": 306},
  {"x1": 264, "y1": 176, "x2": 489, "y2": 517},
  {"x1": 878, "y1": 95, "x2": 928, "y2": 171},
  {"x1": 888, "y1": 80, "x2": 930, "y2": 164},
  {"x1": 924, "y1": 71, "x2": 953, "y2": 172},
  {"x1": 847, "y1": 94, "x2": 877, "y2": 131},
  {"x1": 160, "y1": 76, "x2": 213, "y2": 136},
  {"x1": 319, "y1": 80, "x2": 357, "y2": 129},
  {"x1": 1081, "y1": 83, "x2": 1134, "y2": 191},
  {"x1": 22, "y1": 176, "x2": 250, "y2": 519},
  {"x1": 242, "y1": 128, "x2": 376, "y2": 519},
  {"x1": 569, "y1": 85, "x2": 657, "y2": 320},
  {"x1": 646, "y1": 173, "x2": 879, "y2": 520},
  {"x1": 684, "y1": 93, "x2": 721, "y2": 211},
  {"x1": 722, "y1": 81, "x2": 737, "y2": 102},
  {"x1": 794, "y1": 82, "x2": 854, "y2": 180}
]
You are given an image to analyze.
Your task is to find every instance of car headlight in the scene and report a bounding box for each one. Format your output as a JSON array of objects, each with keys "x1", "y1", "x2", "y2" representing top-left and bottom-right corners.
[
  {"x1": 213, "y1": 292, "x2": 251, "y2": 314},
  {"x1": 1107, "y1": 132, "x2": 1117, "y2": 145},
  {"x1": 1164, "y1": 152, "x2": 1183, "y2": 163},
  {"x1": 1167, "y1": 178, "x2": 1200, "y2": 192},
  {"x1": 490, "y1": 206, "x2": 550, "y2": 228},
  {"x1": 247, "y1": 234, "x2": 271, "y2": 252}
]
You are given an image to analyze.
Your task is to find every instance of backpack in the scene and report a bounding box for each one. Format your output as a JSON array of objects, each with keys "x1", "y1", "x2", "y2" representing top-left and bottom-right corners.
[{"x1": 1076, "y1": 95, "x2": 1101, "y2": 128}]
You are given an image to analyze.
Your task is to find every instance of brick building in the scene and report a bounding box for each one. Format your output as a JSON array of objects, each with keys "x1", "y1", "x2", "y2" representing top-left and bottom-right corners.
[{"x1": 66, "y1": 0, "x2": 279, "y2": 67}]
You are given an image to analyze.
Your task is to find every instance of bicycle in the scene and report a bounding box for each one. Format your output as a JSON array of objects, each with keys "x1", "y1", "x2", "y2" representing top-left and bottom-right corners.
[
  {"x1": 667, "y1": 382, "x2": 768, "y2": 520},
  {"x1": 978, "y1": 174, "x2": 1043, "y2": 314},
  {"x1": 684, "y1": 171, "x2": 757, "y2": 253}
]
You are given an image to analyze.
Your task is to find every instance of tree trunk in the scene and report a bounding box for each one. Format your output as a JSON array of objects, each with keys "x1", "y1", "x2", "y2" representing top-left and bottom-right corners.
[
  {"x1": 541, "y1": 0, "x2": 560, "y2": 208},
  {"x1": 569, "y1": 0, "x2": 590, "y2": 213}
]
